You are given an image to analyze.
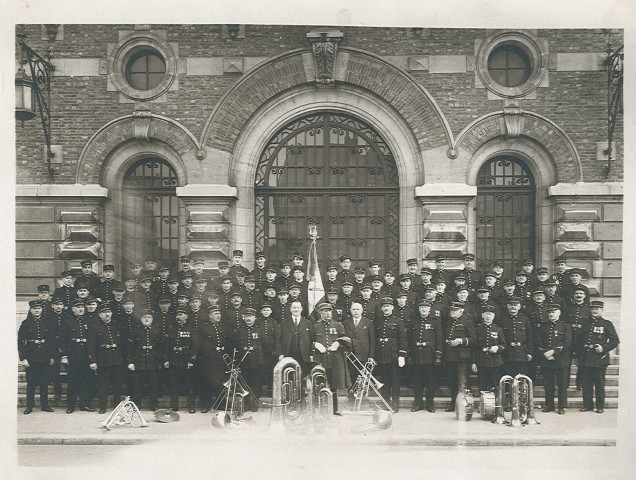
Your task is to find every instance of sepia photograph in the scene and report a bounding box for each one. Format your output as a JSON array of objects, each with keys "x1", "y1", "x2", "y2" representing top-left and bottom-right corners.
[{"x1": 3, "y1": 1, "x2": 636, "y2": 479}]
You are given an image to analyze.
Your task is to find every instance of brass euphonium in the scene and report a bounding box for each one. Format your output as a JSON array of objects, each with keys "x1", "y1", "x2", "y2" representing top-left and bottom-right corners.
[
  {"x1": 307, "y1": 364, "x2": 333, "y2": 419},
  {"x1": 492, "y1": 374, "x2": 539, "y2": 427},
  {"x1": 515, "y1": 373, "x2": 540, "y2": 425},
  {"x1": 101, "y1": 396, "x2": 148, "y2": 430},
  {"x1": 270, "y1": 356, "x2": 303, "y2": 428},
  {"x1": 493, "y1": 374, "x2": 515, "y2": 425}
]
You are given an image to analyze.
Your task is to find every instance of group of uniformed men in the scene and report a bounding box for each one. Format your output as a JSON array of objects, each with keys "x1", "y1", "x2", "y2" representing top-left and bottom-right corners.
[{"x1": 18, "y1": 250, "x2": 619, "y2": 418}]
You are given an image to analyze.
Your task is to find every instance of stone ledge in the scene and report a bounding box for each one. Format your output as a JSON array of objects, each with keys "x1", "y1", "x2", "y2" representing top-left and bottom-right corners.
[
  {"x1": 548, "y1": 182, "x2": 623, "y2": 197},
  {"x1": 176, "y1": 184, "x2": 238, "y2": 198},
  {"x1": 415, "y1": 184, "x2": 477, "y2": 197},
  {"x1": 16, "y1": 184, "x2": 110, "y2": 199}
]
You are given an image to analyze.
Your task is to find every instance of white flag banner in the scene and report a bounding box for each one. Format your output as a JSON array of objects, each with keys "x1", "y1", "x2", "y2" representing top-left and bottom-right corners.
[{"x1": 307, "y1": 233, "x2": 324, "y2": 317}]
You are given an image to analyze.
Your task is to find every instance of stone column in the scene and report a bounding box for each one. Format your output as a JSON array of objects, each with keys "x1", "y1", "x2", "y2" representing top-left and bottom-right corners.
[
  {"x1": 176, "y1": 184, "x2": 237, "y2": 275},
  {"x1": 415, "y1": 184, "x2": 477, "y2": 270},
  {"x1": 548, "y1": 182, "x2": 623, "y2": 298}
]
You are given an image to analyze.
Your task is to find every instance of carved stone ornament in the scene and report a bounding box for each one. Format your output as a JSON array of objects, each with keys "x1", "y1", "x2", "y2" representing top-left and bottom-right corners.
[
  {"x1": 133, "y1": 108, "x2": 153, "y2": 141},
  {"x1": 503, "y1": 105, "x2": 525, "y2": 139},
  {"x1": 307, "y1": 28, "x2": 343, "y2": 87}
]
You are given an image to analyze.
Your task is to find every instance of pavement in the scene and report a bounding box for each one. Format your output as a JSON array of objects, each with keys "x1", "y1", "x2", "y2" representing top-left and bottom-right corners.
[{"x1": 17, "y1": 403, "x2": 617, "y2": 447}]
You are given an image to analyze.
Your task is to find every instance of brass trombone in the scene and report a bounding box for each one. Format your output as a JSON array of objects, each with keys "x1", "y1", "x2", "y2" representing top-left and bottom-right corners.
[
  {"x1": 212, "y1": 350, "x2": 257, "y2": 428},
  {"x1": 345, "y1": 351, "x2": 390, "y2": 413},
  {"x1": 101, "y1": 396, "x2": 148, "y2": 431}
]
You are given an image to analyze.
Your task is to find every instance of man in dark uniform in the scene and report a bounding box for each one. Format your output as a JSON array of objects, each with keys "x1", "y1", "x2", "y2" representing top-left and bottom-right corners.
[
  {"x1": 324, "y1": 263, "x2": 341, "y2": 292},
  {"x1": 176, "y1": 256, "x2": 193, "y2": 282},
  {"x1": 191, "y1": 258, "x2": 208, "y2": 285},
  {"x1": 137, "y1": 275, "x2": 157, "y2": 310},
  {"x1": 472, "y1": 305, "x2": 506, "y2": 393},
  {"x1": 432, "y1": 255, "x2": 452, "y2": 284},
  {"x1": 337, "y1": 281, "x2": 356, "y2": 325},
  {"x1": 561, "y1": 268, "x2": 591, "y2": 304},
  {"x1": 564, "y1": 285, "x2": 592, "y2": 389},
  {"x1": 343, "y1": 302, "x2": 376, "y2": 393},
  {"x1": 97, "y1": 264, "x2": 117, "y2": 302},
  {"x1": 434, "y1": 280, "x2": 452, "y2": 309},
  {"x1": 495, "y1": 279, "x2": 517, "y2": 309},
  {"x1": 482, "y1": 272, "x2": 504, "y2": 304},
  {"x1": 18, "y1": 300, "x2": 56, "y2": 414},
  {"x1": 500, "y1": 296, "x2": 534, "y2": 377},
  {"x1": 110, "y1": 282, "x2": 127, "y2": 318},
  {"x1": 210, "y1": 261, "x2": 230, "y2": 292},
  {"x1": 37, "y1": 285, "x2": 54, "y2": 319},
  {"x1": 276, "y1": 300, "x2": 315, "y2": 376},
  {"x1": 370, "y1": 276, "x2": 385, "y2": 301},
  {"x1": 196, "y1": 305, "x2": 232, "y2": 413},
  {"x1": 222, "y1": 291, "x2": 244, "y2": 336},
  {"x1": 292, "y1": 253, "x2": 304, "y2": 269},
  {"x1": 455, "y1": 253, "x2": 482, "y2": 292},
  {"x1": 357, "y1": 283, "x2": 380, "y2": 322},
  {"x1": 551, "y1": 259, "x2": 570, "y2": 296},
  {"x1": 217, "y1": 276, "x2": 234, "y2": 311},
  {"x1": 536, "y1": 304, "x2": 572, "y2": 414},
  {"x1": 154, "y1": 298, "x2": 175, "y2": 396},
  {"x1": 474, "y1": 287, "x2": 501, "y2": 323},
  {"x1": 374, "y1": 297, "x2": 407, "y2": 412},
  {"x1": 143, "y1": 257, "x2": 160, "y2": 283},
  {"x1": 153, "y1": 264, "x2": 172, "y2": 299},
  {"x1": 443, "y1": 302, "x2": 476, "y2": 412},
  {"x1": 258, "y1": 303, "x2": 279, "y2": 394},
  {"x1": 578, "y1": 300, "x2": 619, "y2": 414},
  {"x1": 396, "y1": 274, "x2": 419, "y2": 308},
  {"x1": 383, "y1": 271, "x2": 400, "y2": 298},
  {"x1": 52, "y1": 270, "x2": 76, "y2": 309},
  {"x1": 394, "y1": 290, "x2": 416, "y2": 386},
  {"x1": 410, "y1": 299, "x2": 443, "y2": 413},
  {"x1": 48, "y1": 298, "x2": 68, "y2": 403},
  {"x1": 75, "y1": 259, "x2": 102, "y2": 298},
  {"x1": 534, "y1": 267, "x2": 550, "y2": 289},
  {"x1": 250, "y1": 252, "x2": 268, "y2": 291},
  {"x1": 235, "y1": 308, "x2": 266, "y2": 411},
  {"x1": 521, "y1": 259, "x2": 536, "y2": 289},
  {"x1": 336, "y1": 255, "x2": 354, "y2": 285},
  {"x1": 313, "y1": 303, "x2": 350, "y2": 415},
  {"x1": 491, "y1": 260, "x2": 505, "y2": 287},
  {"x1": 229, "y1": 250, "x2": 250, "y2": 280},
  {"x1": 187, "y1": 294, "x2": 206, "y2": 332},
  {"x1": 514, "y1": 271, "x2": 532, "y2": 305},
  {"x1": 88, "y1": 303, "x2": 126, "y2": 414},
  {"x1": 60, "y1": 299, "x2": 94, "y2": 413},
  {"x1": 242, "y1": 275, "x2": 261, "y2": 311},
  {"x1": 544, "y1": 280, "x2": 566, "y2": 311},
  {"x1": 261, "y1": 268, "x2": 278, "y2": 294},
  {"x1": 352, "y1": 267, "x2": 367, "y2": 297},
  {"x1": 275, "y1": 262, "x2": 293, "y2": 292},
  {"x1": 368, "y1": 260, "x2": 381, "y2": 278},
  {"x1": 130, "y1": 262, "x2": 144, "y2": 283},
  {"x1": 405, "y1": 258, "x2": 423, "y2": 291},
  {"x1": 274, "y1": 289, "x2": 293, "y2": 326},
  {"x1": 165, "y1": 307, "x2": 197, "y2": 413},
  {"x1": 178, "y1": 272, "x2": 196, "y2": 299}
]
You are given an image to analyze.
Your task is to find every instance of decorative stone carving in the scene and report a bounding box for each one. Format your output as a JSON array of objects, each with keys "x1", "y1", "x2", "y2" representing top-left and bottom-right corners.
[
  {"x1": 556, "y1": 223, "x2": 592, "y2": 241},
  {"x1": 556, "y1": 242, "x2": 601, "y2": 259},
  {"x1": 422, "y1": 223, "x2": 467, "y2": 241},
  {"x1": 556, "y1": 206, "x2": 601, "y2": 221},
  {"x1": 307, "y1": 28, "x2": 343, "y2": 87},
  {"x1": 422, "y1": 241, "x2": 467, "y2": 259},
  {"x1": 503, "y1": 105, "x2": 525, "y2": 139},
  {"x1": 133, "y1": 108, "x2": 153, "y2": 141}
]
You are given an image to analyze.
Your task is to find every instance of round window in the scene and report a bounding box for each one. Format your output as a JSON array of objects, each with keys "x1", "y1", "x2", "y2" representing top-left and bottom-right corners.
[
  {"x1": 125, "y1": 49, "x2": 167, "y2": 91},
  {"x1": 487, "y1": 44, "x2": 531, "y2": 88}
]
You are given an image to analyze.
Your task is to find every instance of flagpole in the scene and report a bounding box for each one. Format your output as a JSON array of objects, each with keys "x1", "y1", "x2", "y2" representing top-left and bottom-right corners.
[{"x1": 307, "y1": 224, "x2": 324, "y2": 317}]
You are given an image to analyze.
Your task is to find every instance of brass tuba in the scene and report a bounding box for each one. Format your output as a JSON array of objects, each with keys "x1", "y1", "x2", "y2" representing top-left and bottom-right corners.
[
  {"x1": 306, "y1": 364, "x2": 333, "y2": 419},
  {"x1": 492, "y1": 374, "x2": 515, "y2": 425},
  {"x1": 514, "y1": 373, "x2": 540, "y2": 425},
  {"x1": 492, "y1": 374, "x2": 539, "y2": 427},
  {"x1": 270, "y1": 356, "x2": 303, "y2": 428},
  {"x1": 101, "y1": 396, "x2": 148, "y2": 430}
]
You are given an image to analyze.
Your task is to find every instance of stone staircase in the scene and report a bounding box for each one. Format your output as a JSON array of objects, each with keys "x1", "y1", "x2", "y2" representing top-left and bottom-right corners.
[{"x1": 17, "y1": 354, "x2": 619, "y2": 410}]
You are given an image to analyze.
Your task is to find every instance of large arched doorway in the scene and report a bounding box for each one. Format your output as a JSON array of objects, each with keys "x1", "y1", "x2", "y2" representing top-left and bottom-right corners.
[
  {"x1": 476, "y1": 155, "x2": 536, "y2": 276},
  {"x1": 121, "y1": 158, "x2": 181, "y2": 270},
  {"x1": 255, "y1": 112, "x2": 400, "y2": 271}
]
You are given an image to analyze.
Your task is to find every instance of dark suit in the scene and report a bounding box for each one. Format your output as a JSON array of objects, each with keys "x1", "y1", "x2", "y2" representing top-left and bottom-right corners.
[
  {"x1": 275, "y1": 316, "x2": 315, "y2": 375},
  {"x1": 343, "y1": 315, "x2": 376, "y2": 389}
]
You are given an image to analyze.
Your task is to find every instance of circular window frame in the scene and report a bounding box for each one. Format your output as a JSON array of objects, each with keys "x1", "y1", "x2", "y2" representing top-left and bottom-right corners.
[
  {"x1": 109, "y1": 32, "x2": 177, "y2": 101},
  {"x1": 476, "y1": 31, "x2": 547, "y2": 98},
  {"x1": 124, "y1": 48, "x2": 167, "y2": 92}
]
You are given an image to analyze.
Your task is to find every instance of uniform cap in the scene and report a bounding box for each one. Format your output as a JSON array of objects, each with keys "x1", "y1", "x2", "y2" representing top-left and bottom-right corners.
[
  {"x1": 80, "y1": 259, "x2": 93, "y2": 267},
  {"x1": 158, "y1": 297, "x2": 172, "y2": 304},
  {"x1": 293, "y1": 253, "x2": 304, "y2": 260},
  {"x1": 354, "y1": 267, "x2": 365, "y2": 274},
  {"x1": 455, "y1": 285, "x2": 469, "y2": 293},
  {"x1": 341, "y1": 280, "x2": 353, "y2": 287},
  {"x1": 507, "y1": 296, "x2": 522, "y2": 305},
  {"x1": 406, "y1": 258, "x2": 418, "y2": 266},
  {"x1": 280, "y1": 261, "x2": 291, "y2": 268},
  {"x1": 140, "y1": 275, "x2": 153, "y2": 282},
  {"x1": 230, "y1": 291, "x2": 243, "y2": 298},
  {"x1": 218, "y1": 261, "x2": 230, "y2": 268},
  {"x1": 220, "y1": 275, "x2": 232, "y2": 282},
  {"x1": 463, "y1": 253, "x2": 475, "y2": 260},
  {"x1": 492, "y1": 261, "x2": 504, "y2": 268},
  {"x1": 98, "y1": 303, "x2": 112, "y2": 313},
  {"x1": 326, "y1": 263, "x2": 338, "y2": 272},
  {"x1": 418, "y1": 299, "x2": 432, "y2": 307},
  {"x1": 536, "y1": 267, "x2": 548, "y2": 274},
  {"x1": 327, "y1": 288, "x2": 339, "y2": 295},
  {"x1": 103, "y1": 264, "x2": 115, "y2": 272},
  {"x1": 360, "y1": 283, "x2": 372, "y2": 291},
  {"x1": 454, "y1": 274, "x2": 466, "y2": 281},
  {"x1": 277, "y1": 289, "x2": 289, "y2": 295},
  {"x1": 175, "y1": 308, "x2": 189, "y2": 315},
  {"x1": 245, "y1": 275, "x2": 256, "y2": 282},
  {"x1": 435, "y1": 255, "x2": 446, "y2": 262},
  {"x1": 37, "y1": 285, "x2": 50, "y2": 292},
  {"x1": 435, "y1": 279, "x2": 447, "y2": 285},
  {"x1": 260, "y1": 303, "x2": 273, "y2": 310},
  {"x1": 85, "y1": 296, "x2": 99, "y2": 304},
  {"x1": 569, "y1": 268, "x2": 582, "y2": 276},
  {"x1": 339, "y1": 255, "x2": 351, "y2": 262},
  {"x1": 193, "y1": 258, "x2": 204, "y2": 265},
  {"x1": 232, "y1": 250, "x2": 244, "y2": 257},
  {"x1": 139, "y1": 308, "x2": 153, "y2": 317},
  {"x1": 318, "y1": 303, "x2": 333, "y2": 311},
  {"x1": 381, "y1": 297, "x2": 394, "y2": 306},
  {"x1": 532, "y1": 289, "x2": 546, "y2": 296},
  {"x1": 424, "y1": 285, "x2": 436, "y2": 291},
  {"x1": 131, "y1": 262, "x2": 142, "y2": 268},
  {"x1": 545, "y1": 280, "x2": 558, "y2": 287},
  {"x1": 590, "y1": 300, "x2": 604, "y2": 308},
  {"x1": 180, "y1": 256, "x2": 191, "y2": 263},
  {"x1": 450, "y1": 302, "x2": 465, "y2": 310},
  {"x1": 292, "y1": 266, "x2": 305, "y2": 273},
  {"x1": 522, "y1": 259, "x2": 534, "y2": 266},
  {"x1": 476, "y1": 287, "x2": 489, "y2": 294},
  {"x1": 71, "y1": 299, "x2": 85, "y2": 308},
  {"x1": 266, "y1": 268, "x2": 277, "y2": 274},
  {"x1": 61, "y1": 270, "x2": 73, "y2": 278},
  {"x1": 195, "y1": 277, "x2": 208, "y2": 283},
  {"x1": 168, "y1": 277, "x2": 180, "y2": 283},
  {"x1": 241, "y1": 308, "x2": 257, "y2": 316},
  {"x1": 482, "y1": 304, "x2": 496, "y2": 313},
  {"x1": 396, "y1": 290, "x2": 409, "y2": 298},
  {"x1": 111, "y1": 281, "x2": 125, "y2": 292},
  {"x1": 368, "y1": 260, "x2": 379, "y2": 267},
  {"x1": 28, "y1": 299, "x2": 43, "y2": 308},
  {"x1": 547, "y1": 304, "x2": 561, "y2": 311},
  {"x1": 420, "y1": 268, "x2": 432, "y2": 275},
  {"x1": 208, "y1": 305, "x2": 221, "y2": 314},
  {"x1": 485, "y1": 272, "x2": 496, "y2": 278},
  {"x1": 503, "y1": 279, "x2": 515, "y2": 286},
  {"x1": 158, "y1": 265, "x2": 170, "y2": 272},
  {"x1": 255, "y1": 251, "x2": 266, "y2": 259},
  {"x1": 515, "y1": 271, "x2": 528, "y2": 277},
  {"x1": 384, "y1": 270, "x2": 395, "y2": 277},
  {"x1": 572, "y1": 285, "x2": 587, "y2": 293},
  {"x1": 399, "y1": 273, "x2": 412, "y2": 281}
]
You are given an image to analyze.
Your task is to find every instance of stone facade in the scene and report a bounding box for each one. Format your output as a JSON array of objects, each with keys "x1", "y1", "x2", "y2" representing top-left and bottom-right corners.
[{"x1": 15, "y1": 25, "x2": 623, "y2": 303}]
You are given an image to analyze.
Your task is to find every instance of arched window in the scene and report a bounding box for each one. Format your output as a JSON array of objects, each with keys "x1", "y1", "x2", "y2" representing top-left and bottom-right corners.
[
  {"x1": 121, "y1": 158, "x2": 181, "y2": 270},
  {"x1": 255, "y1": 112, "x2": 399, "y2": 271},
  {"x1": 476, "y1": 156, "x2": 535, "y2": 276}
]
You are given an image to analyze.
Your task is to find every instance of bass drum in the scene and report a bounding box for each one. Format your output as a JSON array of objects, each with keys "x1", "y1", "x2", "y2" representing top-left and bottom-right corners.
[
  {"x1": 455, "y1": 390, "x2": 474, "y2": 421},
  {"x1": 479, "y1": 391, "x2": 496, "y2": 421}
]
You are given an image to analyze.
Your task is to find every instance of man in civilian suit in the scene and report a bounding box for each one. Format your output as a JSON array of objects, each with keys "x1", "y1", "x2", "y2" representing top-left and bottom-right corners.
[
  {"x1": 276, "y1": 300, "x2": 315, "y2": 375},
  {"x1": 342, "y1": 302, "x2": 376, "y2": 393}
]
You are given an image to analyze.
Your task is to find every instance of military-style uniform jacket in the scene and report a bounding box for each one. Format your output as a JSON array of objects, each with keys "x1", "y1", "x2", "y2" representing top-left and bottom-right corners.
[
  {"x1": 475, "y1": 300, "x2": 502, "y2": 324},
  {"x1": 135, "y1": 287, "x2": 157, "y2": 311},
  {"x1": 431, "y1": 269, "x2": 452, "y2": 285},
  {"x1": 337, "y1": 294, "x2": 355, "y2": 324},
  {"x1": 409, "y1": 315, "x2": 443, "y2": 365},
  {"x1": 393, "y1": 304, "x2": 416, "y2": 340},
  {"x1": 97, "y1": 278, "x2": 117, "y2": 302},
  {"x1": 274, "y1": 274, "x2": 293, "y2": 292},
  {"x1": 222, "y1": 306, "x2": 243, "y2": 335},
  {"x1": 514, "y1": 282, "x2": 533, "y2": 304},
  {"x1": 152, "y1": 278, "x2": 171, "y2": 298},
  {"x1": 561, "y1": 283, "x2": 590, "y2": 305},
  {"x1": 443, "y1": 314, "x2": 476, "y2": 363},
  {"x1": 52, "y1": 285, "x2": 76, "y2": 309},
  {"x1": 500, "y1": 312, "x2": 534, "y2": 361},
  {"x1": 187, "y1": 307, "x2": 206, "y2": 332},
  {"x1": 250, "y1": 266, "x2": 268, "y2": 291},
  {"x1": 563, "y1": 301, "x2": 591, "y2": 349},
  {"x1": 374, "y1": 314, "x2": 407, "y2": 364},
  {"x1": 155, "y1": 310, "x2": 176, "y2": 339},
  {"x1": 229, "y1": 264, "x2": 250, "y2": 281},
  {"x1": 74, "y1": 274, "x2": 101, "y2": 296},
  {"x1": 115, "y1": 311, "x2": 139, "y2": 341},
  {"x1": 217, "y1": 289, "x2": 234, "y2": 311},
  {"x1": 525, "y1": 302, "x2": 548, "y2": 327},
  {"x1": 551, "y1": 271, "x2": 569, "y2": 294},
  {"x1": 535, "y1": 320, "x2": 572, "y2": 367},
  {"x1": 358, "y1": 297, "x2": 380, "y2": 322},
  {"x1": 545, "y1": 293, "x2": 566, "y2": 312},
  {"x1": 166, "y1": 321, "x2": 197, "y2": 367},
  {"x1": 473, "y1": 322, "x2": 506, "y2": 367},
  {"x1": 258, "y1": 314, "x2": 278, "y2": 356},
  {"x1": 242, "y1": 289, "x2": 262, "y2": 311},
  {"x1": 195, "y1": 320, "x2": 232, "y2": 368},
  {"x1": 235, "y1": 323, "x2": 266, "y2": 368},
  {"x1": 314, "y1": 318, "x2": 347, "y2": 370},
  {"x1": 110, "y1": 299, "x2": 126, "y2": 320},
  {"x1": 381, "y1": 282, "x2": 401, "y2": 299},
  {"x1": 60, "y1": 314, "x2": 91, "y2": 363},
  {"x1": 394, "y1": 288, "x2": 419, "y2": 309},
  {"x1": 127, "y1": 323, "x2": 165, "y2": 370},
  {"x1": 577, "y1": 316, "x2": 619, "y2": 368},
  {"x1": 454, "y1": 269, "x2": 483, "y2": 292},
  {"x1": 48, "y1": 310, "x2": 69, "y2": 355},
  {"x1": 336, "y1": 269, "x2": 354, "y2": 285},
  {"x1": 18, "y1": 314, "x2": 56, "y2": 364},
  {"x1": 323, "y1": 278, "x2": 341, "y2": 293},
  {"x1": 273, "y1": 300, "x2": 293, "y2": 326},
  {"x1": 428, "y1": 298, "x2": 447, "y2": 321},
  {"x1": 88, "y1": 320, "x2": 126, "y2": 366}
]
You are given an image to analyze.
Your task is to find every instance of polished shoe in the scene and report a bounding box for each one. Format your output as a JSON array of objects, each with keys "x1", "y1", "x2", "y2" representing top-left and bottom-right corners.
[
  {"x1": 201, "y1": 408, "x2": 210, "y2": 414},
  {"x1": 23, "y1": 407, "x2": 33, "y2": 415},
  {"x1": 80, "y1": 406, "x2": 95, "y2": 412},
  {"x1": 595, "y1": 408, "x2": 604, "y2": 414},
  {"x1": 99, "y1": 408, "x2": 107, "y2": 414},
  {"x1": 41, "y1": 407, "x2": 54, "y2": 412},
  {"x1": 557, "y1": 408, "x2": 565, "y2": 415},
  {"x1": 445, "y1": 404, "x2": 456, "y2": 412},
  {"x1": 427, "y1": 407, "x2": 436, "y2": 413},
  {"x1": 189, "y1": 408, "x2": 196, "y2": 414},
  {"x1": 66, "y1": 408, "x2": 75, "y2": 414},
  {"x1": 411, "y1": 404, "x2": 424, "y2": 412},
  {"x1": 542, "y1": 406, "x2": 555, "y2": 413},
  {"x1": 579, "y1": 407, "x2": 594, "y2": 412},
  {"x1": 333, "y1": 411, "x2": 342, "y2": 416}
]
